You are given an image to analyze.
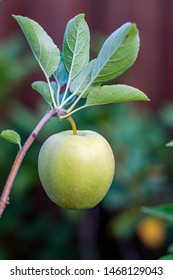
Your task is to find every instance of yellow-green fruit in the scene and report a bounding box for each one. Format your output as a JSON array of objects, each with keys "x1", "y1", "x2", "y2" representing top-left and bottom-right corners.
[{"x1": 38, "y1": 130, "x2": 115, "y2": 209}]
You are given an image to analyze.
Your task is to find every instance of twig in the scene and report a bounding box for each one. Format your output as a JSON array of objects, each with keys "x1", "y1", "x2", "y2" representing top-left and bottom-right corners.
[{"x1": 0, "y1": 108, "x2": 58, "y2": 218}]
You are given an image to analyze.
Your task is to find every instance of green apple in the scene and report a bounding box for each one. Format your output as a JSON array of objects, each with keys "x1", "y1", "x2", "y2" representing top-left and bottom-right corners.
[{"x1": 38, "y1": 130, "x2": 115, "y2": 209}]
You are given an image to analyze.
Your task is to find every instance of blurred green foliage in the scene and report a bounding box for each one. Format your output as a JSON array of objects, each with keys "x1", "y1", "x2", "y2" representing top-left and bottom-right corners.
[
  {"x1": 143, "y1": 204, "x2": 173, "y2": 223},
  {"x1": 1, "y1": 35, "x2": 173, "y2": 260},
  {"x1": 0, "y1": 36, "x2": 36, "y2": 102},
  {"x1": 142, "y1": 104, "x2": 173, "y2": 260},
  {"x1": 159, "y1": 254, "x2": 173, "y2": 260}
]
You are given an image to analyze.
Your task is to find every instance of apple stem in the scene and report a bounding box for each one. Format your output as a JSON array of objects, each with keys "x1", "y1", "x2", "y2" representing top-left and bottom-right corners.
[
  {"x1": 66, "y1": 116, "x2": 77, "y2": 135},
  {"x1": 0, "y1": 108, "x2": 58, "y2": 218}
]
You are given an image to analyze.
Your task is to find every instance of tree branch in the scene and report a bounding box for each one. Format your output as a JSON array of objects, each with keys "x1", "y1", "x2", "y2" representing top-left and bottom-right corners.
[{"x1": 0, "y1": 108, "x2": 58, "y2": 218}]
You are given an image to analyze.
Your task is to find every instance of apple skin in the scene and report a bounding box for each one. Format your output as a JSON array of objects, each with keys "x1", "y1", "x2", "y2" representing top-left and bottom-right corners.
[{"x1": 38, "y1": 130, "x2": 115, "y2": 209}]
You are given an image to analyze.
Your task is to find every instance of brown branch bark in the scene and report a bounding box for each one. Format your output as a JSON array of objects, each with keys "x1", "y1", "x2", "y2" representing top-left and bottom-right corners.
[{"x1": 0, "y1": 108, "x2": 58, "y2": 218}]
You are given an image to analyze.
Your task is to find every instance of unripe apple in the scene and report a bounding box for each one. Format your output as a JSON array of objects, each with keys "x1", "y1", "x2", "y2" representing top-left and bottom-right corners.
[{"x1": 38, "y1": 130, "x2": 115, "y2": 209}]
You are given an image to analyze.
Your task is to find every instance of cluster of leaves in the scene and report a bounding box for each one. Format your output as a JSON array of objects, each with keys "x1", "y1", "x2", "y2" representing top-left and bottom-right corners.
[
  {"x1": 13, "y1": 14, "x2": 149, "y2": 114},
  {"x1": 1, "y1": 13, "x2": 149, "y2": 148}
]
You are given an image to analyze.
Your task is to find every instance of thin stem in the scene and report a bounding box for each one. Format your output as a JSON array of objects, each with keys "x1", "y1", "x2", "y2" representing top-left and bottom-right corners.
[
  {"x1": 67, "y1": 91, "x2": 84, "y2": 112},
  {"x1": 61, "y1": 77, "x2": 71, "y2": 105},
  {"x1": 66, "y1": 116, "x2": 77, "y2": 135},
  {"x1": 60, "y1": 81, "x2": 92, "y2": 111},
  {"x1": 56, "y1": 82, "x2": 61, "y2": 107},
  {"x1": 18, "y1": 142, "x2": 22, "y2": 150},
  {"x1": 40, "y1": 66, "x2": 57, "y2": 108},
  {"x1": 53, "y1": 74, "x2": 61, "y2": 107},
  {"x1": 0, "y1": 108, "x2": 58, "y2": 218},
  {"x1": 46, "y1": 77, "x2": 57, "y2": 108},
  {"x1": 59, "y1": 88, "x2": 76, "y2": 109},
  {"x1": 61, "y1": 105, "x2": 88, "y2": 118}
]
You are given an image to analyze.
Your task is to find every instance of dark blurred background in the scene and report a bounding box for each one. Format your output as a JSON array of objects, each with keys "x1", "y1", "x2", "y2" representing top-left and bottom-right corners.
[{"x1": 1, "y1": 0, "x2": 173, "y2": 260}]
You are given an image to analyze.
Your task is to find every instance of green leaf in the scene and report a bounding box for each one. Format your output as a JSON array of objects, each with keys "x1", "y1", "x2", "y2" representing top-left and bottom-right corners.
[
  {"x1": 142, "y1": 204, "x2": 173, "y2": 223},
  {"x1": 32, "y1": 81, "x2": 52, "y2": 106},
  {"x1": 70, "y1": 59, "x2": 96, "y2": 98},
  {"x1": 166, "y1": 140, "x2": 173, "y2": 147},
  {"x1": 13, "y1": 15, "x2": 60, "y2": 77},
  {"x1": 86, "y1": 84, "x2": 149, "y2": 106},
  {"x1": 0, "y1": 130, "x2": 21, "y2": 148},
  {"x1": 168, "y1": 243, "x2": 173, "y2": 253},
  {"x1": 63, "y1": 14, "x2": 90, "y2": 82},
  {"x1": 91, "y1": 22, "x2": 139, "y2": 84},
  {"x1": 54, "y1": 55, "x2": 68, "y2": 87},
  {"x1": 159, "y1": 254, "x2": 173, "y2": 260}
]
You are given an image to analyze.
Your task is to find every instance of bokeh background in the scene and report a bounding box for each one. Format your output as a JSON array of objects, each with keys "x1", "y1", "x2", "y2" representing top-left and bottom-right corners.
[{"x1": 1, "y1": 0, "x2": 173, "y2": 260}]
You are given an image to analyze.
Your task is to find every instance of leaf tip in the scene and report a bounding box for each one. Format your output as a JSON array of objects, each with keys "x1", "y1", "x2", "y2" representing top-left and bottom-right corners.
[
  {"x1": 145, "y1": 96, "x2": 150, "y2": 101},
  {"x1": 121, "y1": 22, "x2": 138, "y2": 31},
  {"x1": 77, "y1": 13, "x2": 85, "y2": 19},
  {"x1": 132, "y1": 22, "x2": 138, "y2": 29},
  {"x1": 139, "y1": 95, "x2": 150, "y2": 102},
  {"x1": 31, "y1": 81, "x2": 36, "y2": 89},
  {"x1": 165, "y1": 141, "x2": 173, "y2": 147},
  {"x1": 12, "y1": 14, "x2": 21, "y2": 21},
  {"x1": 71, "y1": 13, "x2": 86, "y2": 24},
  {"x1": 0, "y1": 129, "x2": 21, "y2": 148},
  {"x1": 12, "y1": 14, "x2": 18, "y2": 21}
]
